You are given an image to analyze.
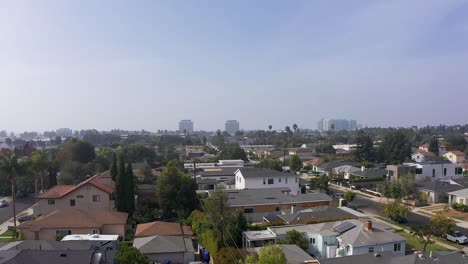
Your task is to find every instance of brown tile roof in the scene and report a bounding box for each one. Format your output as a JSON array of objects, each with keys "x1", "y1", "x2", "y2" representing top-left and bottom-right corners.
[
  {"x1": 303, "y1": 158, "x2": 323, "y2": 166},
  {"x1": 135, "y1": 221, "x2": 193, "y2": 237},
  {"x1": 38, "y1": 172, "x2": 113, "y2": 199},
  {"x1": 448, "y1": 150, "x2": 466, "y2": 156},
  {"x1": 19, "y1": 209, "x2": 128, "y2": 231},
  {"x1": 461, "y1": 163, "x2": 468, "y2": 169}
]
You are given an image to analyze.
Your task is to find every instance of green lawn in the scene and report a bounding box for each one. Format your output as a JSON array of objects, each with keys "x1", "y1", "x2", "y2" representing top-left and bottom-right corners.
[
  {"x1": 396, "y1": 231, "x2": 450, "y2": 252},
  {"x1": 0, "y1": 230, "x2": 17, "y2": 237},
  {"x1": 0, "y1": 237, "x2": 18, "y2": 242}
]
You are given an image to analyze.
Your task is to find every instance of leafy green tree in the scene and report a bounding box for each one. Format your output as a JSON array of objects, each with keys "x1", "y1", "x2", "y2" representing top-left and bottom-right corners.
[
  {"x1": 218, "y1": 144, "x2": 248, "y2": 162},
  {"x1": 71, "y1": 141, "x2": 96, "y2": 164},
  {"x1": 115, "y1": 243, "x2": 151, "y2": 264},
  {"x1": 278, "y1": 230, "x2": 308, "y2": 250},
  {"x1": 383, "y1": 200, "x2": 410, "y2": 220},
  {"x1": 257, "y1": 244, "x2": 287, "y2": 264},
  {"x1": 343, "y1": 191, "x2": 356, "y2": 202},
  {"x1": 126, "y1": 162, "x2": 135, "y2": 216},
  {"x1": 156, "y1": 161, "x2": 198, "y2": 217},
  {"x1": 354, "y1": 131, "x2": 375, "y2": 162},
  {"x1": 289, "y1": 155, "x2": 302, "y2": 172},
  {"x1": 428, "y1": 137, "x2": 439, "y2": 155},
  {"x1": 48, "y1": 165, "x2": 58, "y2": 188},
  {"x1": 268, "y1": 125, "x2": 272, "y2": 131},
  {"x1": 293, "y1": 124, "x2": 298, "y2": 132},
  {"x1": 378, "y1": 131, "x2": 411, "y2": 164},
  {"x1": 256, "y1": 159, "x2": 282, "y2": 171},
  {"x1": 115, "y1": 154, "x2": 126, "y2": 212},
  {"x1": 110, "y1": 152, "x2": 117, "y2": 181},
  {"x1": 211, "y1": 130, "x2": 226, "y2": 148},
  {"x1": 0, "y1": 152, "x2": 23, "y2": 229},
  {"x1": 309, "y1": 177, "x2": 329, "y2": 192},
  {"x1": 446, "y1": 135, "x2": 467, "y2": 152},
  {"x1": 28, "y1": 151, "x2": 49, "y2": 197},
  {"x1": 124, "y1": 144, "x2": 156, "y2": 163},
  {"x1": 411, "y1": 214, "x2": 456, "y2": 252}
]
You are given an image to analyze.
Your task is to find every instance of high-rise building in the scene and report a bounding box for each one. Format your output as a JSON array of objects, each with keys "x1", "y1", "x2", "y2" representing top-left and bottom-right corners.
[
  {"x1": 225, "y1": 120, "x2": 240, "y2": 134},
  {"x1": 317, "y1": 119, "x2": 359, "y2": 131},
  {"x1": 56, "y1": 128, "x2": 73, "y2": 138},
  {"x1": 179, "y1": 120, "x2": 194, "y2": 134}
]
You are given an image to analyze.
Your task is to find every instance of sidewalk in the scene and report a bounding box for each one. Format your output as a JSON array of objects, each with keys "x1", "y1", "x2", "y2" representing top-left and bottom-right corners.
[
  {"x1": 0, "y1": 207, "x2": 33, "y2": 235},
  {"x1": 369, "y1": 213, "x2": 464, "y2": 252},
  {"x1": 413, "y1": 205, "x2": 468, "y2": 229}
]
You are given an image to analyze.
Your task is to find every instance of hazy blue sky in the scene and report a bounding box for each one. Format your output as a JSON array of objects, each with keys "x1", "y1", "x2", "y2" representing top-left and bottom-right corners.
[{"x1": 1, "y1": 0, "x2": 468, "y2": 132}]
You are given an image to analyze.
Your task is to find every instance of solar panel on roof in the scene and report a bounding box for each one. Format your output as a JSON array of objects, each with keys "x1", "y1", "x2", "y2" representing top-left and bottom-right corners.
[{"x1": 333, "y1": 222, "x2": 356, "y2": 234}]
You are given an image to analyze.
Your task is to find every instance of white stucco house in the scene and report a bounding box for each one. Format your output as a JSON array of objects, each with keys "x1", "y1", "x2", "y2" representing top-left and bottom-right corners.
[
  {"x1": 244, "y1": 219, "x2": 406, "y2": 259},
  {"x1": 443, "y1": 151, "x2": 466, "y2": 164},
  {"x1": 234, "y1": 168, "x2": 300, "y2": 195},
  {"x1": 404, "y1": 160, "x2": 463, "y2": 182}
]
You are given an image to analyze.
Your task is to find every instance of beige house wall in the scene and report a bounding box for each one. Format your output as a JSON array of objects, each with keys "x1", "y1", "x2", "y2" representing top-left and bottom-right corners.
[{"x1": 34, "y1": 184, "x2": 114, "y2": 215}]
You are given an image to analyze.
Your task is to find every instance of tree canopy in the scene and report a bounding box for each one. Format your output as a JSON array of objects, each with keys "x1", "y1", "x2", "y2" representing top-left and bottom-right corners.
[
  {"x1": 255, "y1": 159, "x2": 282, "y2": 171},
  {"x1": 383, "y1": 200, "x2": 411, "y2": 220},
  {"x1": 354, "y1": 131, "x2": 375, "y2": 162},
  {"x1": 411, "y1": 214, "x2": 455, "y2": 252},
  {"x1": 115, "y1": 243, "x2": 151, "y2": 264},
  {"x1": 71, "y1": 141, "x2": 96, "y2": 164},
  {"x1": 378, "y1": 131, "x2": 411, "y2": 164},
  {"x1": 218, "y1": 144, "x2": 248, "y2": 162},
  {"x1": 278, "y1": 229, "x2": 308, "y2": 250},
  {"x1": 257, "y1": 244, "x2": 287, "y2": 264},
  {"x1": 289, "y1": 155, "x2": 302, "y2": 172}
]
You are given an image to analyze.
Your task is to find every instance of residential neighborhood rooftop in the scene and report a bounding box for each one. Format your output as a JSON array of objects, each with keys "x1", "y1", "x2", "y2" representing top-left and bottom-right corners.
[
  {"x1": 235, "y1": 167, "x2": 297, "y2": 178},
  {"x1": 135, "y1": 221, "x2": 193, "y2": 237}
]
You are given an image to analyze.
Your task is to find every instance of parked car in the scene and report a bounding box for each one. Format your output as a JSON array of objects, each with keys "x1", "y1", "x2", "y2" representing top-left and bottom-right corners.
[
  {"x1": 446, "y1": 231, "x2": 468, "y2": 244},
  {"x1": 16, "y1": 191, "x2": 26, "y2": 198},
  {"x1": 0, "y1": 200, "x2": 8, "y2": 208},
  {"x1": 18, "y1": 215, "x2": 33, "y2": 223}
]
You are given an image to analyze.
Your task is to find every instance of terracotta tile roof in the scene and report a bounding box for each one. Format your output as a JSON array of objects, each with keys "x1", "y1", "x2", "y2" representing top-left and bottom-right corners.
[
  {"x1": 461, "y1": 163, "x2": 468, "y2": 169},
  {"x1": 37, "y1": 185, "x2": 76, "y2": 199},
  {"x1": 38, "y1": 172, "x2": 113, "y2": 199},
  {"x1": 135, "y1": 221, "x2": 193, "y2": 237},
  {"x1": 19, "y1": 209, "x2": 128, "y2": 231}
]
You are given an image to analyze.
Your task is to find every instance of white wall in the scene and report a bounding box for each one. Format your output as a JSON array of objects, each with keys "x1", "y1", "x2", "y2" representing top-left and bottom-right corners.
[
  {"x1": 408, "y1": 162, "x2": 463, "y2": 182},
  {"x1": 350, "y1": 241, "x2": 405, "y2": 257},
  {"x1": 235, "y1": 171, "x2": 300, "y2": 194}
]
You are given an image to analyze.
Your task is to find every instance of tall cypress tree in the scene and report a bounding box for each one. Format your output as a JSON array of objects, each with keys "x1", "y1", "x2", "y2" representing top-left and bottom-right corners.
[
  {"x1": 115, "y1": 154, "x2": 126, "y2": 212},
  {"x1": 48, "y1": 166, "x2": 57, "y2": 188},
  {"x1": 110, "y1": 152, "x2": 118, "y2": 181},
  {"x1": 126, "y1": 162, "x2": 135, "y2": 216}
]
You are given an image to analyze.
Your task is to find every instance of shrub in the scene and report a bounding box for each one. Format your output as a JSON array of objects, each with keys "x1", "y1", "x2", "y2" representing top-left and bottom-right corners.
[{"x1": 452, "y1": 201, "x2": 459, "y2": 209}]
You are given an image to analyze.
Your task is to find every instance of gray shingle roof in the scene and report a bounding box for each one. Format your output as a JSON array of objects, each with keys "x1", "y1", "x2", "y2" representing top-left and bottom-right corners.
[
  {"x1": 319, "y1": 161, "x2": 360, "y2": 170},
  {"x1": 225, "y1": 188, "x2": 332, "y2": 207},
  {"x1": 448, "y1": 188, "x2": 468, "y2": 198},
  {"x1": 271, "y1": 206, "x2": 356, "y2": 224},
  {"x1": 417, "y1": 178, "x2": 468, "y2": 192},
  {"x1": 1, "y1": 250, "x2": 101, "y2": 264},
  {"x1": 133, "y1": 235, "x2": 194, "y2": 254},
  {"x1": 237, "y1": 168, "x2": 297, "y2": 178},
  {"x1": 197, "y1": 167, "x2": 240, "y2": 177},
  {"x1": 351, "y1": 167, "x2": 387, "y2": 178}
]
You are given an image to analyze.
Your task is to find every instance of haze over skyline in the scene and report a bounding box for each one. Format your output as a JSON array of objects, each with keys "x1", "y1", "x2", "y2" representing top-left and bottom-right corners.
[{"x1": 1, "y1": 0, "x2": 468, "y2": 132}]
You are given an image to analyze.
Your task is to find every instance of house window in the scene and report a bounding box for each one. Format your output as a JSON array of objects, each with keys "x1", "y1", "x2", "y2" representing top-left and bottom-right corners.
[
  {"x1": 444, "y1": 168, "x2": 447, "y2": 176},
  {"x1": 48, "y1": 200, "x2": 55, "y2": 205},
  {"x1": 92, "y1": 229, "x2": 100, "y2": 234},
  {"x1": 275, "y1": 207, "x2": 280, "y2": 211},
  {"x1": 70, "y1": 199, "x2": 75, "y2": 207},
  {"x1": 267, "y1": 179, "x2": 274, "y2": 184},
  {"x1": 310, "y1": 238, "x2": 315, "y2": 244},
  {"x1": 92, "y1": 195, "x2": 100, "y2": 202},
  {"x1": 432, "y1": 169, "x2": 435, "y2": 177},
  {"x1": 279, "y1": 178, "x2": 281, "y2": 183},
  {"x1": 415, "y1": 168, "x2": 422, "y2": 174},
  {"x1": 244, "y1": 208, "x2": 254, "y2": 214},
  {"x1": 56, "y1": 229, "x2": 72, "y2": 238},
  {"x1": 346, "y1": 245, "x2": 351, "y2": 253},
  {"x1": 77, "y1": 195, "x2": 84, "y2": 198},
  {"x1": 394, "y1": 243, "x2": 401, "y2": 251},
  {"x1": 456, "y1": 168, "x2": 463, "y2": 174},
  {"x1": 285, "y1": 178, "x2": 288, "y2": 184},
  {"x1": 368, "y1": 246, "x2": 374, "y2": 253},
  {"x1": 263, "y1": 179, "x2": 266, "y2": 185}
]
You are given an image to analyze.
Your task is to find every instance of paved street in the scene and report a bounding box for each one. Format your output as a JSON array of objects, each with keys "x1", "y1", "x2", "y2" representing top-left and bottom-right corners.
[
  {"x1": 329, "y1": 186, "x2": 468, "y2": 235},
  {"x1": 0, "y1": 196, "x2": 35, "y2": 226}
]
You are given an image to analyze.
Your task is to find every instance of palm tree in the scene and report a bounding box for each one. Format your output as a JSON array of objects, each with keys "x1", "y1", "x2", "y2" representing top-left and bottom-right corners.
[
  {"x1": 0, "y1": 152, "x2": 21, "y2": 229},
  {"x1": 268, "y1": 125, "x2": 272, "y2": 131},
  {"x1": 293, "y1": 124, "x2": 298, "y2": 132},
  {"x1": 29, "y1": 151, "x2": 49, "y2": 201},
  {"x1": 285, "y1": 126, "x2": 291, "y2": 133}
]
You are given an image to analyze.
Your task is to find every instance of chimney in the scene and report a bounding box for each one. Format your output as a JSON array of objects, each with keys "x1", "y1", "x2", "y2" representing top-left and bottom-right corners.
[
  {"x1": 361, "y1": 166, "x2": 365, "y2": 172},
  {"x1": 365, "y1": 220, "x2": 372, "y2": 231}
]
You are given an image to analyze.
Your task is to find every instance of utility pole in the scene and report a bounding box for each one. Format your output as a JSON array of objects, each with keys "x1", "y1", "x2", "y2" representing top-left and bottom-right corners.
[{"x1": 220, "y1": 197, "x2": 225, "y2": 246}]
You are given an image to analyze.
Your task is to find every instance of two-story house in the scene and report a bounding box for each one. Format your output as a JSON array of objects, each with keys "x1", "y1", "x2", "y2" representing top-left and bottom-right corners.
[
  {"x1": 404, "y1": 160, "x2": 463, "y2": 182},
  {"x1": 234, "y1": 168, "x2": 300, "y2": 195},
  {"x1": 411, "y1": 150, "x2": 437, "y2": 162},
  {"x1": 33, "y1": 172, "x2": 114, "y2": 216},
  {"x1": 443, "y1": 150, "x2": 466, "y2": 164}
]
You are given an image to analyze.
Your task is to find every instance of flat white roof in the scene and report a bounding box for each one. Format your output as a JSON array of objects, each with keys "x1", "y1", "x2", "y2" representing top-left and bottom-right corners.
[
  {"x1": 61, "y1": 234, "x2": 119, "y2": 241},
  {"x1": 243, "y1": 230, "x2": 276, "y2": 241}
]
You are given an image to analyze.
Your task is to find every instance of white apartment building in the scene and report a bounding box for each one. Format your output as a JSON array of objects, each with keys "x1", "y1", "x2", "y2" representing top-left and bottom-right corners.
[{"x1": 404, "y1": 160, "x2": 463, "y2": 182}]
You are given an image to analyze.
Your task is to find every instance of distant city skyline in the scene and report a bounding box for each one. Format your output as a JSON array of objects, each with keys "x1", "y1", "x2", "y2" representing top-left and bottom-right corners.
[{"x1": 1, "y1": 1, "x2": 468, "y2": 132}]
